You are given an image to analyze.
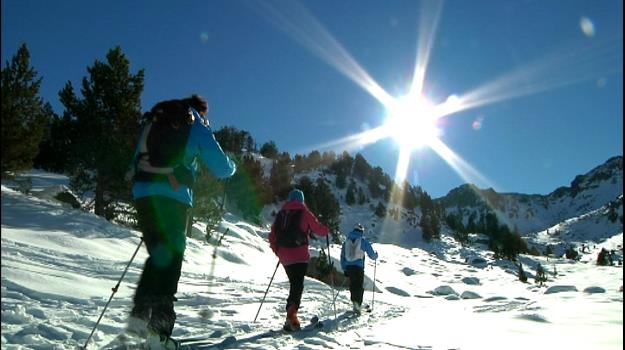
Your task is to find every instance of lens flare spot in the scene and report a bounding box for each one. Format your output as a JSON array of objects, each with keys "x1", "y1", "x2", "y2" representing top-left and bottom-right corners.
[
  {"x1": 596, "y1": 77, "x2": 607, "y2": 88},
  {"x1": 472, "y1": 116, "x2": 484, "y2": 130},
  {"x1": 446, "y1": 94, "x2": 460, "y2": 105},
  {"x1": 200, "y1": 32, "x2": 209, "y2": 43},
  {"x1": 580, "y1": 16, "x2": 595, "y2": 37}
]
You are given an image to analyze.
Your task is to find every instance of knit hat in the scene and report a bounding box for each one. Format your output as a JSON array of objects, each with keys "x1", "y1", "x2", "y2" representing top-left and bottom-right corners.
[
  {"x1": 354, "y1": 223, "x2": 364, "y2": 232},
  {"x1": 288, "y1": 189, "x2": 305, "y2": 203}
]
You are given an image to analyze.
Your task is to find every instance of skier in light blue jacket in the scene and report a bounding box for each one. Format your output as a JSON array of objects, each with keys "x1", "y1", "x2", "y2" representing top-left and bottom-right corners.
[
  {"x1": 340, "y1": 223, "x2": 378, "y2": 313},
  {"x1": 128, "y1": 95, "x2": 235, "y2": 348}
]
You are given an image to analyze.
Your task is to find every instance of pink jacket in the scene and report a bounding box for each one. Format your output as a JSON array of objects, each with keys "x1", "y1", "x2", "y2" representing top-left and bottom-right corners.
[{"x1": 268, "y1": 200, "x2": 329, "y2": 266}]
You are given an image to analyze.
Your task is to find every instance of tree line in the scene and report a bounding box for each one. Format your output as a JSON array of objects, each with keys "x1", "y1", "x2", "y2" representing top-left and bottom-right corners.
[{"x1": 2, "y1": 43, "x2": 528, "y2": 259}]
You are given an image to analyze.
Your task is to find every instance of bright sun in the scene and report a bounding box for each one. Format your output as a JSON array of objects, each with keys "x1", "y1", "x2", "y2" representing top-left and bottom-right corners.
[{"x1": 383, "y1": 95, "x2": 441, "y2": 150}]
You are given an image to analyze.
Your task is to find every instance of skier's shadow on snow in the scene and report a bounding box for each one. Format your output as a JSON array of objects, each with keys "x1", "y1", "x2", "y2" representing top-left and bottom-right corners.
[{"x1": 185, "y1": 312, "x2": 360, "y2": 349}]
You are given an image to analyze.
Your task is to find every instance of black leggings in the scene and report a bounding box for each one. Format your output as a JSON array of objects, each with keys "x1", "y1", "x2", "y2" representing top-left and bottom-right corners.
[
  {"x1": 284, "y1": 263, "x2": 308, "y2": 311},
  {"x1": 345, "y1": 265, "x2": 365, "y2": 304},
  {"x1": 133, "y1": 196, "x2": 189, "y2": 336}
]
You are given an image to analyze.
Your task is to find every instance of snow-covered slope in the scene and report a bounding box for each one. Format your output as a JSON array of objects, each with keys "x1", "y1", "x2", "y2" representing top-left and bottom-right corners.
[{"x1": 1, "y1": 171, "x2": 623, "y2": 350}]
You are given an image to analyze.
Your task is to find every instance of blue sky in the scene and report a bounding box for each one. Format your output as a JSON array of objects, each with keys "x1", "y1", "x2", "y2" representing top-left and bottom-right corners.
[{"x1": 2, "y1": 0, "x2": 622, "y2": 198}]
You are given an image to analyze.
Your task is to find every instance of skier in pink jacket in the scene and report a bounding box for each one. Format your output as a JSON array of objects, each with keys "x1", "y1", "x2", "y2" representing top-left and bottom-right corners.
[{"x1": 268, "y1": 189, "x2": 328, "y2": 331}]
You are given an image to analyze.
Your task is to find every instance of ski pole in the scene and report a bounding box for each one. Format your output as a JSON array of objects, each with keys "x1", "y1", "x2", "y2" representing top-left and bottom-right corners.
[
  {"x1": 253, "y1": 260, "x2": 280, "y2": 322},
  {"x1": 220, "y1": 178, "x2": 229, "y2": 211},
  {"x1": 216, "y1": 179, "x2": 229, "y2": 243},
  {"x1": 371, "y1": 259, "x2": 377, "y2": 312},
  {"x1": 216, "y1": 228, "x2": 230, "y2": 247},
  {"x1": 326, "y1": 233, "x2": 337, "y2": 320},
  {"x1": 206, "y1": 179, "x2": 229, "y2": 242},
  {"x1": 83, "y1": 238, "x2": 143, "y2": 349},
  {"x1": 332, "y1": 278, "x2": 348, "y2": 304}
]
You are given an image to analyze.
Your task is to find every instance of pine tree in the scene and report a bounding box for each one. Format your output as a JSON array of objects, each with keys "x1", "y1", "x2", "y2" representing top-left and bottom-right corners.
[
  {"x1": 307, "y1": 150, "x2": 322, "y2": 169},
  {"x1": 226, "y1": 156, "x2": 272, "y2": 223},
  {"x1": 1, "y1": 43, "x2": 51, "y2": 174},
  {"x1": 368, "y1": 166, "x2": 391, "y2": 199},
  {"x1": 352, "y1": 153, "x2": 371, "y2": 180},
  {"x1": 535, "y1": 263, "x2": 547, "y2": 285},
  {"x1": 335, "y1": 171, "x2": 347, "y2": 189},
  {"x1": 419, "y1": 191, "x2": 440, "y2": 241},
  {"x1": 357, "y1": 187, "x2": 366, "y2": 205},
  {"x1": 518, "y1": 263, "x2": 528, "y2": 283},
  {"x1": 345, "y1": 181, "x2": 357, "y2": 205},
  {"x1": 330, "y1": 151, "x2": 353, "y2": 177},
  {"x1": 313, "y1": 178, "x2": 341, "y2": 237},
  {"x1": 192, "y1": 163, "x2": 227, "y2": 238},
  {"x1": 33, "y1": 107, "x2": 73, "y2": 173},
  {"x1": 293, "y1": 154, "x2": 306, "y2": 173},
  {"x1": 58, "y1": 46, "x2": 144, "y2": 218},
  {"x1": 607, "y1": 203, "x2": 618, "y2": 223},
  {"x1": 374, "y1": 202, "x2": 386, "y2": 218},
  {"x1": 402, "y1": 182, "x2": 419, "y2": 211},
  {"x1": 260, "y1": 141, "x2": 279, "y2": 159},
  {"x1": 214, "y1": 126, "x2": 255, "y2": 156},
  {"x1": 320, "y1": 151, "x2": 337, "y2": 168},
  {"x1": 269, "y1": 155, "x2": 293, "y2": 200},
  {"x1": 467, "y1": 213, "x2": 477, "y2": 233}
]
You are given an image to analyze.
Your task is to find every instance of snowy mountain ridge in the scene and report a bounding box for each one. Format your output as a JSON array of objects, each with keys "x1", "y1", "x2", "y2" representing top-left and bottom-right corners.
[{"x1": 437, "y1": 156, "x2": 622, "y2": 236}]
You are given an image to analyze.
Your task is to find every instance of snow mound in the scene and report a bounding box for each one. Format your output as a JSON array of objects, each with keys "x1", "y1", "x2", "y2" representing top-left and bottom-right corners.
[
  {"x1": 544, "y1": 285, "x2": 579, "y2": 294},
  {"x1": 430, "y1": 285, "x2": 458, "y2": 296},
  {"x1": 583, "y1": 286, "x2": 606, "y2": 294}
]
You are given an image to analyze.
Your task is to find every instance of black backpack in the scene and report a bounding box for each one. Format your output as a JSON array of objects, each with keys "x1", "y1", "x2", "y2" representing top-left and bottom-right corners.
[
  {"x1": 146, "y1": 99, "x2": 194, "y2": 167},
  {"x1": 133, "y1": 99, "x2": 195, "y2": 186},
  {"x1": 274, "y1": 209, "x2": 308, "y2": 247}
]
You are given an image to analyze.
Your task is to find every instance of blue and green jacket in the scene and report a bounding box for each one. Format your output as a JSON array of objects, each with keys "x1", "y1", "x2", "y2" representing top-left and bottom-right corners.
[{"x1": 132, "y1": 109, "x2": 236, "y2": 206}]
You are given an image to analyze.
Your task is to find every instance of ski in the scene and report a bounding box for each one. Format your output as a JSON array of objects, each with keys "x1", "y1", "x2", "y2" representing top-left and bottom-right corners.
[
  {"x1": 178, "y1": 317, "x2": 323, "y2": 349},
  {"x1": 178, "y1": 335, "x2": 236, "y2": 349},
  {"x1": 99, "y1": 332, "x2": 147, "y2": 350},
  {"x1": 281, "y1": 315, "x2": 323, "y2": 333},
  {"x1": 178, "y1": 332, "x2": 234, "y2": 345},
  {"x1": 171, "y1": 316, "x2": 325, "y2": 349},
  {"x1": 358, "y1": 304, "x2": 373, "y2": 314}
]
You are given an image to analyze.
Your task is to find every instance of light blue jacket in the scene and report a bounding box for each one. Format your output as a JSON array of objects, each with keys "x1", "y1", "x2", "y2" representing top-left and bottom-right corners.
[
  {"x1": 132, "y1": 109, "x2": 236, "y2": 206},
  {"x1": 340, "y1": 229, "x2": 378, "y2": 270}
]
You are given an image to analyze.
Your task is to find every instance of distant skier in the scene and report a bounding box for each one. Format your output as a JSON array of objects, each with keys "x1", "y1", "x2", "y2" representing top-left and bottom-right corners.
[
  {"x1": 340, "y1": 224, "x2": 378, "y2": 314},
  {"x1": 268, "y1": 189, "x2": 329, "y2": 331}
]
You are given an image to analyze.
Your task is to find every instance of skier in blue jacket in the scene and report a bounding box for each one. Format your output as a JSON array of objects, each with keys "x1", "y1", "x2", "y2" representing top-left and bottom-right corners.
[
  {"x1": 128, "y1": 95, "x2": 236, "y2": 349},
  {"x1": 340, "y1": 224, "x2": 378, "y2": 313}
]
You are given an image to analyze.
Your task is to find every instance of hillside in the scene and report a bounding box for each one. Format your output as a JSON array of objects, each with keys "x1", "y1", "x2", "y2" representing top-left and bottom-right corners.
[
  {"x1": 257, "y1": 154, "x2": 622, "y2": 256},
  {"x1": 1, "y1": 171, "x2": 623, "y2": 350}
]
